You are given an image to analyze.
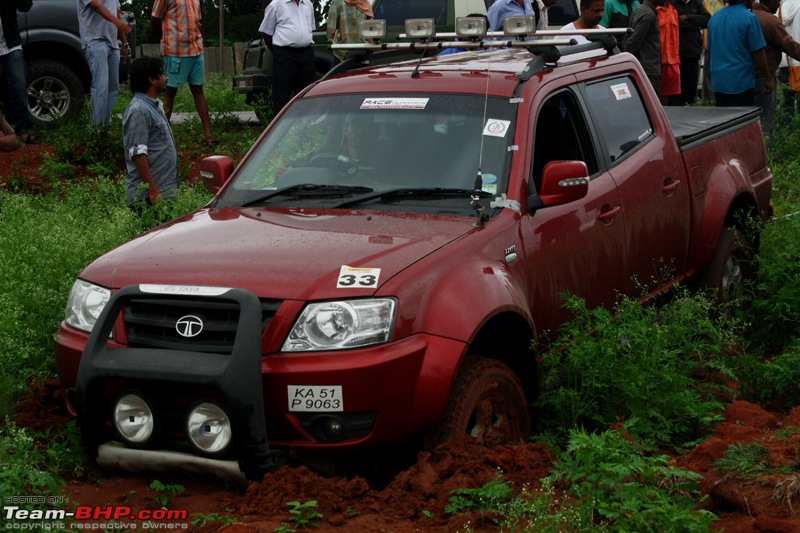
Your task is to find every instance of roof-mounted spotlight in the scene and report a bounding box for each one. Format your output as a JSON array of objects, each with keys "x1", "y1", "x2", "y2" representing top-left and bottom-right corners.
[
  {"x1": 456, "y1": 16, "x2": 488, "y2": 39},
  {"x1": 504, "y1": 15, "x2": 536, "y2": 37},
  {"x1": 405, "y1": 18, "x2": 436, "y2": 39},
  {"x1": 358, "y1": 19, "x2": 386, "y2": 39}
]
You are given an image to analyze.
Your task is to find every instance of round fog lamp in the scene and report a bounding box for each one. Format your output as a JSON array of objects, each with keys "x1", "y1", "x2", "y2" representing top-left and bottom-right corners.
[
  {"x1": 113, "y1": 393, "x2": 155, "y2": 445},
  {"x1": 186, "y1": 403, "x2": 232, "y2": 454}
]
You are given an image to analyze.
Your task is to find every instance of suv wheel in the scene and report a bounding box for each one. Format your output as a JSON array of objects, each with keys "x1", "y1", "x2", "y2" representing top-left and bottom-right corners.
[
  {"x1": 26, "y1": 59, "x2": 85, "y2": 126},
  {"x1": 427, "y1": 356, "x2": 531, "y2": 448}
]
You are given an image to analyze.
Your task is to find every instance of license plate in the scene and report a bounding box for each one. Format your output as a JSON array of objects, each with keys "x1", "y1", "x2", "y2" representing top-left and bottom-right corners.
[{"x1": 287, "y1": 385, "x2": 344, "y2": 412}]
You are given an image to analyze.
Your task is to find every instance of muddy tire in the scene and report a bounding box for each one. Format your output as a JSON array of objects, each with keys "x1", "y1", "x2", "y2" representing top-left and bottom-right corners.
[
  {"x1": 26, "y1": 59, "x2": 85, "y2": 126},
  {"x1": 428, "y1": 356, "x2": 531, "y2": 448},
  {"x1": 698, "y1": 227, "x2": 754, "y2": 308}
]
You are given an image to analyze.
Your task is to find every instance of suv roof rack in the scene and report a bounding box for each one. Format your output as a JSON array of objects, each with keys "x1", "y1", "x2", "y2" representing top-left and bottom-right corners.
[{"x1": 324, "y1": 27, "x2": 629, "y2": 81}]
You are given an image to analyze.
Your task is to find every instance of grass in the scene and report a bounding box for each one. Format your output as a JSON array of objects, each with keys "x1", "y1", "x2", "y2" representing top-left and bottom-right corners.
[
  {"x1": 112, "y1": 72, "x2": 250, "y2": 116},
  {"x1": 1, "y1": 81, "x2": 800, "y2": 530}
]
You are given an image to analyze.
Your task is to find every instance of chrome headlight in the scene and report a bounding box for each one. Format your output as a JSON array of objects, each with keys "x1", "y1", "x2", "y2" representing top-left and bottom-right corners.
[
  {"x1": 282, "y1": 298, "x2": 396, "y2": 352},
  {"x1": 65, "y1": 279, "x2": 111, "y2": 332}
]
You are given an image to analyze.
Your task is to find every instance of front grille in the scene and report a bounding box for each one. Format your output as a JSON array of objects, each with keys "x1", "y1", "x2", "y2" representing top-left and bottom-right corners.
[{"x1": 123, "y1": 297, "x2": 281, "y2": 354}]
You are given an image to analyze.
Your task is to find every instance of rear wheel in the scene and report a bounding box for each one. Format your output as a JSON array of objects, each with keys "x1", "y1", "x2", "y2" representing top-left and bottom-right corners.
[
  {"x1": 26, "y1": 59, "x2": 85, "y2": 126},
  {"x1": 698, "y1": 227, "x2": 755, "y2": 308},
  {"x1": 428, "y1": 356, "x2": 531, "y2": 447}
]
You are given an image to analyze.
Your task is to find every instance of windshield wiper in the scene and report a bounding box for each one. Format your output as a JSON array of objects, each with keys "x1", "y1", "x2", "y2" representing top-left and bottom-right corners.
[
  {"x1": 334, "y1": 188, "x2": 493, "y2": 208},
  {"x1": 240, "y1": 184, "x2": 374, "y2": 207}
]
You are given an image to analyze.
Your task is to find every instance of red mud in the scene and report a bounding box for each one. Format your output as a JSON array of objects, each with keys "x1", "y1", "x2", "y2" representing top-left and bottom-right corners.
[{"x1": 8, "y1": 379, "x2": 800, "y2": 532}]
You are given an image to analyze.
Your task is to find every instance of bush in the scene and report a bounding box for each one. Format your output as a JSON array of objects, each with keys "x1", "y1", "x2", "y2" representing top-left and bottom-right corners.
[{"x1": 534, "y1": 291, "x2": 737, "y2": 448}]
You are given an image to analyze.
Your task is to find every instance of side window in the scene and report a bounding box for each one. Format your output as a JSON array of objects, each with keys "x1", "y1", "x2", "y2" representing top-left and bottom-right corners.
[
  {"x1": 585, "y1": 77, "x2": 654, "y2": 164},
  {"x1": 531, "y1": 90, "x2": 598, "y2": 192},
  {"x1": 375, "y1": 0, "x2": 449, "y2": 26}
]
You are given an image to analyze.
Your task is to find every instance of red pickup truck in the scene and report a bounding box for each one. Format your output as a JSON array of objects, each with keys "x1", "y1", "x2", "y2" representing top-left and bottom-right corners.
[{"x1": 54, "y1": 31, "x2": 772, "y2": 481}]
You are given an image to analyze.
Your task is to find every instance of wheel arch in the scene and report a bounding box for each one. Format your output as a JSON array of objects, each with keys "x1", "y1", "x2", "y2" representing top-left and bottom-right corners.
[
  {"x1": 24, "y1": 41, "x2": 91, "y2": 91},
  {"x1": 467, "y1": 311, "x2": 539, "y2": 402}
]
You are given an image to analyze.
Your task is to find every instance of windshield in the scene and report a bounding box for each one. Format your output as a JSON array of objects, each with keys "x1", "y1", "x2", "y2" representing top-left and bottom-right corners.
[{"x1": 216, "y1": 94, "x2": 517, "y2": 215}]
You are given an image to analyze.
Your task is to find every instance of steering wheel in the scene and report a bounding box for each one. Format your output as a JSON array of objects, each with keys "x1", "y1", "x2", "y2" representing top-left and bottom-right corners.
[{"x1": 308, "y1": 152, "x2": 344, "y2": 166}]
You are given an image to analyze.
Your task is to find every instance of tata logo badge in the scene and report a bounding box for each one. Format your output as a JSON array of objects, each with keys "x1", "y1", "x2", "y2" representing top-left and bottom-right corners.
[{"x1": 175, "y1": 315, "x2": 204, "y2": 338}]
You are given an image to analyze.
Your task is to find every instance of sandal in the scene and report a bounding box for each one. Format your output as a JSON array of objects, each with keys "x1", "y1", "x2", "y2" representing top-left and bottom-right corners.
[
  {"x1": 205, "y1": 136, "x2": 219, "y2": 146},
  {"x1": 19, "y1": 133, "x2": 39, "y2": 144}
]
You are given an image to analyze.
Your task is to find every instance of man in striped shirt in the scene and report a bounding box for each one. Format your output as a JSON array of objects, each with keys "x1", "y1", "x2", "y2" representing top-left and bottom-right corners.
[{"x1": 151, "y1": 0, "x2": 217, "y2": 145}]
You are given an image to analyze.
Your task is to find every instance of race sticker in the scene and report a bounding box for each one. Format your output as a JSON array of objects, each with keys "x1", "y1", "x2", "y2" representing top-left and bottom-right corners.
[
  {"x1": 337, "y1": 266, "x2": 381, "y2": 288},
  {"x1": 610, "y1": 83, "x2": 632, "y2": 100},
  {"x1": 288, "y1": 385, "x2": 344, "y2": 412},
  {"x1": 483, "y1": 119, "x2": 511, "y2": 138},
  {"x1": 360, "y1": 98, "x2": 429, "y2": 109}
]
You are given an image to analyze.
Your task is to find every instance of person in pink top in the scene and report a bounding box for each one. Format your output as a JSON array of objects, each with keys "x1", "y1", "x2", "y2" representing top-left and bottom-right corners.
[
  {"x1": 658, "y1": 0, "x2": 681, "y2": 104},
  {"x1": 151, "y1": 0, "x2": 217, "y2": 145}
]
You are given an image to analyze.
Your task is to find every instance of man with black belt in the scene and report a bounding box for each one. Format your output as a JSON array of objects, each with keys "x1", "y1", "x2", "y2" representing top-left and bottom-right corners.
[{"x1": 259, "y1": 0, "x2": 316, "y2": 117}]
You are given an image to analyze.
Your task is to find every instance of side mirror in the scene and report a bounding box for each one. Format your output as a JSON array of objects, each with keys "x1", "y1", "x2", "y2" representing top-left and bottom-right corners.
[
  {"x1": 528, "y1": 160, "x2": 589, "y2": 211},
  {"x1": 200, "y1": 156, "x2": 234, "y2": 194}
]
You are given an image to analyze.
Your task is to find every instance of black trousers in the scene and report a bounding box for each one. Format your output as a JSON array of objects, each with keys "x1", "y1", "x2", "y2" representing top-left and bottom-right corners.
[
  {"x1": 271, "y1": 46, "x2": 316, "y2": 115},
  {"x1": 678, "y1": 56, "x2": 700, "y2": 106},
  {"x1": 714, "y1": 89, "x2": 755, "y2": 107}
]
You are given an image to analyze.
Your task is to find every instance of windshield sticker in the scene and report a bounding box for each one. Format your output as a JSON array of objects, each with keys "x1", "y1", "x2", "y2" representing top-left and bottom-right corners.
[
  {"x1": 610, "y1": 83, "x2": 632, "y2": 100},
  {"x1": 483, "y1": 119, "x2": 510, "y2": 138},
  {"x1": 482, "y1": 173, "x2": 498, "y2": 195},
  {"x1": 337, "y1": 266, "x2": 381, "y2": 288},
  {"x1": 360, "y1": 98, "x2": 429, "y2": 109}
]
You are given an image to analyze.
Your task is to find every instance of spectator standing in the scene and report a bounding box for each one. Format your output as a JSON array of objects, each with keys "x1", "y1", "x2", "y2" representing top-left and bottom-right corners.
[
  {"x1": 0, "y1": 0, "x2": 35, "y2": 143},
  {"x1": 707, "y1": 0, "x2": 771, "y2": 106},
  {"x1": 753, "y1": 0, "x2": 800, "y2": 143},
  {"x1": 488, "y1": 0, "x2": 540, "y2": 33},
  {"x1": 658, "y1": 0, "x2": 681, "y2": 104},
  {"x1": 259, "y1": 0, "x2": 316, "y2": 116},
  {"x1": 151, "y1": 0, "x2": 217, "y2": 146},
  {"x1": 122, "y1": 56, "x2": 178, "y2": 208},
  {"x1": 626, "y1": 0, "x2": 662, "y2": 96},
  {"x1": 600, "y1": 0, "x2": 640, "y2": 46},
  {"x1": 561, "y1": 0, "x2": 607, "y2": 44},
  {"x1": 0, "y1": 110, "x2": 19, "y2": 151},
  {"x1": 77, "y1": 0, "x2": 131, "y2": 127},
  {"x1": 536, "y1": 0, "x2": 559, "y2": 30},
  {"x1": 671, "y1": 0, "x2": 710, "y2": 105},
  {"x1": 327, "y1": 0, "x2": 373, "y2": 64},
  {"x1": 701, "y1": 0, "x2": 727, "y2": 101},
  {"x1": 780, "y1": 0, "x2": 800, "y2": 127}
]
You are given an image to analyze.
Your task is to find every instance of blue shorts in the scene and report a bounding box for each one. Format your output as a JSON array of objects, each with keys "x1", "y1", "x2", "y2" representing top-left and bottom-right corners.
[{"x1": 163, "y1": 55, "x2": 206, "y2": 88}]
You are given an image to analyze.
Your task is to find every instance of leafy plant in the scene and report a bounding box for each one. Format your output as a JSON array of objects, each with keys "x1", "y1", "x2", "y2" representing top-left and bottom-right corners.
[
  {"x1": 149, "y1": 479, "x2": 186, "y2": 506},
  {"x1": 550, "y1": 428, "x2": 717, "y2": 532},
  {"x1": 712, "y1": 443, "x2": 771, "y2": 479},
  {"x1": 0, "y1": 418, "x2": 66, "y2": 507},
  {"x1": 274, "y1": 500, "x2": 323, "y2": 532},
  {"x1": 446, "y1": 476, "x2": 514, "y2": 515},
  {"x1": 495, "y1": 479, "x2": 605, "y2": 533},
  {"x1": 535, "y1": 290, "x2": 736, "y2": 448},
  {"x1": 190, "y1": 511, "x2": 238, "y2": 526}
]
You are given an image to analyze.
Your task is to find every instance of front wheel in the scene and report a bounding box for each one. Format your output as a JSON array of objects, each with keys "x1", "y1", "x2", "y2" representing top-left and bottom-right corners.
[
  {"x1": 26, "y1": 59, "x2": 85, "y2": 126},
  {"x1": 427, "y1": 356, "x2": 531, "y2": 448}
]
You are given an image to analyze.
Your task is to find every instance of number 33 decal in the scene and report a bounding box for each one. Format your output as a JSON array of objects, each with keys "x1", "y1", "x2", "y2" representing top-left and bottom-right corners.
[{"x1": 337, "y1": 266, "x2": 381, "y2": 288}]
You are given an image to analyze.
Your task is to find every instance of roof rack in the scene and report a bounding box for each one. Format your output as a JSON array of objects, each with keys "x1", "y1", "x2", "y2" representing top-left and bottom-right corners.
[{"x1": 322, "y1": 18, "x2": 629, "y2": 81}]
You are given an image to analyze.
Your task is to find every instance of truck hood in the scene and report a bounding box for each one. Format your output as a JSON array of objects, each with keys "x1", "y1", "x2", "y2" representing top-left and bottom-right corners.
[{"x1": 82, "y1": 207, "x2": 475, "y2": 300}]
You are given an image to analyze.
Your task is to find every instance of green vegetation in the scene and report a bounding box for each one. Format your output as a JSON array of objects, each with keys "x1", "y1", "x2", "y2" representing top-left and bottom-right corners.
[
  {"x1": 535, "y1": 290, "x2": 735, "y2": 449},
  {"x1": 1, "y1": 81, "x2": 800, "y2": 530},
  {"x1": 275, "y1": 500, "x2": 324, "y2": 532},
  {"x1": 149, "y1": 480, "x2": 186, "y2": 507}
]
